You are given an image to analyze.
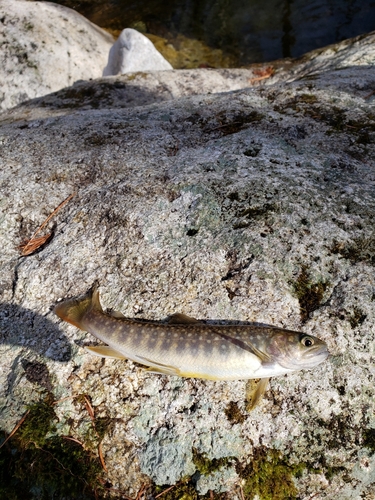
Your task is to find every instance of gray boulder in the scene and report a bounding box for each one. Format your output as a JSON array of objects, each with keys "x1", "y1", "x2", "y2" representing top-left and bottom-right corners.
[
  {"x1": 103, "y1": 28, "x2": 173, "y2": 76},
  {"x1": 1, "y1": 31, "x2": 375, "y2": 499},
  {"x1": 0, "y1": 0, "x2": 114, "y2": 110}
]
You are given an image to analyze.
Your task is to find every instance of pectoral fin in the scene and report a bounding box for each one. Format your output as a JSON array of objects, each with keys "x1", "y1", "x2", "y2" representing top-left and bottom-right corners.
[
  {"x1": 166, "y1": 313, "x2": 202, "y2": 324},
  {"x1": 216, "y1": 332, "x2": 271, "y2": 363},
  {"x1": 85, "y1": 345, "x2": 127, "y2": 359},
  {"x1": 139, "y1": 355, "x2": 180, "y2": 376},
  {"x1": 245, "y1": 377, "x2": 270, "y2": 411}
]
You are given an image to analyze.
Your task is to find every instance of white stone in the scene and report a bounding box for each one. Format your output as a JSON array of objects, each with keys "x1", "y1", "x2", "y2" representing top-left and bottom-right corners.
[
  {"x1": 0, "y1": 0, "x2": 114, "y2": 110},
  {"x1": 103, "y1": 28, "x2": 173, "y2": 76}
]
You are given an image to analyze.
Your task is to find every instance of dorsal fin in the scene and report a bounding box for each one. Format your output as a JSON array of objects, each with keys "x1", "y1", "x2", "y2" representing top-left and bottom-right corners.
[{"x1": 166, "y1": 313, "x2": 202, "y2": 324}]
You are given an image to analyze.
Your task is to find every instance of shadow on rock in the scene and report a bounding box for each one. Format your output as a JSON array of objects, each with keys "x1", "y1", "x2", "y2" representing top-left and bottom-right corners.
[
  {"x1": 11, "y1": 79, "x2": 172, "y2": 114},
  {"x1": 0, "y1": 302, "x2": 72, "y2": 361}
]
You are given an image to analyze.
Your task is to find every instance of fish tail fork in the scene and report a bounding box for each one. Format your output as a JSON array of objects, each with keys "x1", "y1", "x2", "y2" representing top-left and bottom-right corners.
[{"x1": 54, "y1": 281, "x2": 102, "y2": 330}]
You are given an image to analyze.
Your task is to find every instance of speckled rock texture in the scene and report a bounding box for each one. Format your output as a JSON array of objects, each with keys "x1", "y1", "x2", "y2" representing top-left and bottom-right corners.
[
  {"x1": 1, "y1": 31, "x2": 375, "y2": 499},
  {"x1": 103, "y1": 28, "x2": 173, "y2": 76},
  {"x1": 0, "y1": 0, "x2": 114, "y2": 111}
]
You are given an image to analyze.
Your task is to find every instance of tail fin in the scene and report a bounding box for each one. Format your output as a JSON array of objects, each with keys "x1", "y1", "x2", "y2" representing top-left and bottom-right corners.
[{"x1": 54, "y1": 281, "x2": 103, "y2": 330}]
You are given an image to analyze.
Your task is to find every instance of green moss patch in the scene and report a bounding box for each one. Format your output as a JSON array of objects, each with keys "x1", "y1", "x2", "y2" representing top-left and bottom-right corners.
[
  {"x1": 154, "y1": 480, "x2": 199, "y2": 500},
  {"x1": 153, "y1": 478, "x2": 228, "y2": 499},
  {"x1": 236, "y1": 448, "x2": 305, "y2": 500},
  {"x1": 192, "y1": 449, "x2": 234, "y2": 476}
]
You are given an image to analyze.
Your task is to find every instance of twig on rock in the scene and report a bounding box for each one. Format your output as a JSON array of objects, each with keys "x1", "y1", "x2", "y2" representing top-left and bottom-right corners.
[
  {"x1": 0, "y1": 409, "x2": 30, "y2": 449},
  {"x1": 155, "y1": 484, "x2": 175, "y2": 498},
  {"x1": 19, "y1": 192, "x2": 75, "y2": 256},
  {"x1": 83, "y1": 395, "x2": 108, "y2": 472},
  {"x1": 135, "y1": 483, "x2": 147, "y2": 499},
  {"x1": 238, "y1": 484, "x2": 245, "y2": 500}
]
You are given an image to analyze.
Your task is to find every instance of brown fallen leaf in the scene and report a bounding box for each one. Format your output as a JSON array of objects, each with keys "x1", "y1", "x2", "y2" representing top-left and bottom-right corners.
[
  {"x1": 19, "y1": 192, "x2": 75, "y2": 256},
  {"x1": 248, "y1": 66, "x2": 274, "y2": 84},
  {"x1": 18, "y1": 234, "x2": 54, "y2": 256}
]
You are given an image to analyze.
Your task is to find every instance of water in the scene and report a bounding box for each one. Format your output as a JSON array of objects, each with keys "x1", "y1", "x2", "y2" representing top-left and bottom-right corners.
[{"x1": 57, "y1": 0, "x2": 375, "y2": 65}]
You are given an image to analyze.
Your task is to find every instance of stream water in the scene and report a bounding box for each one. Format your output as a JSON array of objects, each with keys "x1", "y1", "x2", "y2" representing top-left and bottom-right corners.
[{"x1": 55, "y1": 0, "x2": 375, "y2": 65}]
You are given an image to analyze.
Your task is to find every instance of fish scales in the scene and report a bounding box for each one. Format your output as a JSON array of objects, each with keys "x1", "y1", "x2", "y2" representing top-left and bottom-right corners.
[
  {"x1": 54, "y1": 283, "x2": 329, "y2": 389},
  {"x1": 83, "y1": 309, "x2": 261, "y2": 380}
]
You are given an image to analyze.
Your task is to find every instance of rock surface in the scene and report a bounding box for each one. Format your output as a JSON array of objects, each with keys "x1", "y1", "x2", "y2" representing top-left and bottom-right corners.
[
  {"x1": 1, "y1": 68, "x2": 267, "y2": 123},
  {"x1": 271, "y1": 30, "x2": 375, "y2": 82},
  {"x1": 1, "y1": 32, "x2": 375, "y2": 499},
  {"x1": 103, "y1": 28, "x2": 173, "y2": 76},
  {"x1": 0, "y1": 0, "x2": 114, "y2": 110}
]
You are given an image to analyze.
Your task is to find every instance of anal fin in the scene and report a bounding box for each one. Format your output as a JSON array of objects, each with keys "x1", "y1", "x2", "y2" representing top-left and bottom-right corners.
[{"x1": 85, "y1": 345, "x2": 127, "y2": 359}]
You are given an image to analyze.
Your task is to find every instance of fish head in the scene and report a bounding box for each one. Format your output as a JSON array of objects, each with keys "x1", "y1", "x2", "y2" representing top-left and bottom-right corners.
[{"x1": 267, "y1": 330, "x2": 329, "y2": 370}]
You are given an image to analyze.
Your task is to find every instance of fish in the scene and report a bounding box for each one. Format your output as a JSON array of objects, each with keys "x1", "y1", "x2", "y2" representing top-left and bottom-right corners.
[{"x1": 54, "y1": 282, "x2": 329, "y2": 410}]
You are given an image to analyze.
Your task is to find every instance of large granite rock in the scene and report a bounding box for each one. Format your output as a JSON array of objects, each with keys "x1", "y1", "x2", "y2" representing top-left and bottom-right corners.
[
  {"x1": 0, "y1": 0, "x2": 114, "y2": 110},
  {"x1": 1, "y1": 31, "x2": 375, "y2": 499},
  {"x1": 103, "y1": 28, "x2": 173, "y2": 76}
]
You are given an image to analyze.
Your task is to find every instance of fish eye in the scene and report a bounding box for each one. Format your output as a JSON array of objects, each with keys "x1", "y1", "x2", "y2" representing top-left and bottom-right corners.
[{"x1": 301, "y1": 336, "x2": 314, "y2": 347}]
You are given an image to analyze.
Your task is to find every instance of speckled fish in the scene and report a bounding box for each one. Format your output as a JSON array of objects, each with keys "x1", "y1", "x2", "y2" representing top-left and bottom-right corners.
[{"x1": 54, "y1": 282, "x2": 329, "y2": 409}]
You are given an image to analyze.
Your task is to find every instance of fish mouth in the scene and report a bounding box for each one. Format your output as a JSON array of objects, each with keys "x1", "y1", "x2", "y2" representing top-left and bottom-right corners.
[
  {"x1": 300, "y1": 345, "x2": 330, "y2": 368},
  {"x1": 280, "y1": 344, "x2": 330, "y2": 370}
]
